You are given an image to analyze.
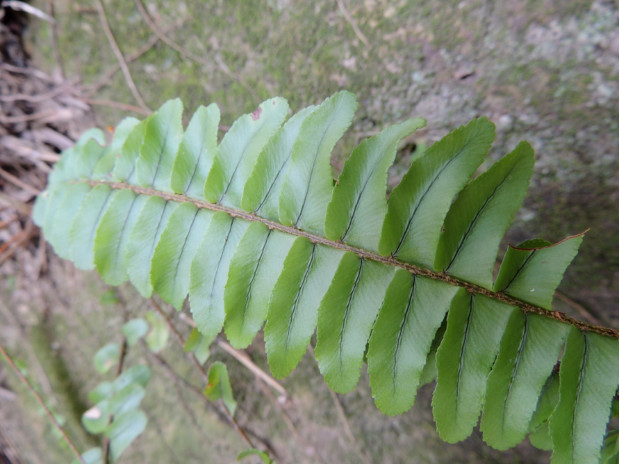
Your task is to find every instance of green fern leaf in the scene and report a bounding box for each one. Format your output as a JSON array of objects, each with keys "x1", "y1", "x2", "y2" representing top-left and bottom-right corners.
[
  {"x1": 379, "y1": 117, "x2": 495, "y2": 267},
  {"x1": 206, "y1": 97, "x2": 288, "y2": 206},
  {"x1": 33, "y1": 92, "x2": 618, "y2": 463},
  {"x1": 432, "y1": 291, "x2": 513, "y2": 442},
  {"x1": 480, "y1": 312, "x2": 568, "y2": 449},
  {"x1": 434, "y1": 141, "x2": 535, "y2": 288},
  {"x1": 279, "y1": 91, "x2": 356, "y2": 233},
  {"x1": 325, "y1": 117, "x2": 426, "y2": 250},
  {"x1": 315, "y1": 254, "x2": 394, "y2": 393},
  {"x1": 550, "y1": 328, "x2": 618, "y2": 464},
  {"x1": 368, "y1": 271, "x2": 457, "y2": 415},
  {"x1": 494, "y1": 235, "x2": 585, "y2": 309},
  {"x1": 170, "y1": 103, "x2": 220, "y2": 197}
]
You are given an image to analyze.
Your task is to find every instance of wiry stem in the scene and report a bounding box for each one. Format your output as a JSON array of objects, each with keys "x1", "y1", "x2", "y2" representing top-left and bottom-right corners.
[
  {"x1": 147, "y1": 299, "x2": 258, "y2": 450},
  {"x1": 94, "y1": 0, "x2": 150, "y2": 113},
  {"x1": 0, "y1": 343, "x2": 85, "y2": 463}
]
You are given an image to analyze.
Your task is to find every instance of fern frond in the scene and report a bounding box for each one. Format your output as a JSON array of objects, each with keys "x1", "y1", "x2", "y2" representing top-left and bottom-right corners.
[{"x1": 33, "y1": 92, "x2": 618, "y2": 463}]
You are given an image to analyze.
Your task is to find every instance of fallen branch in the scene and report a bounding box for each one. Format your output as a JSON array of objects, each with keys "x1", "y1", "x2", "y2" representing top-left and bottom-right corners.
[{"x1": 94, "y1": 0, "x2": 150, "y2": 113}]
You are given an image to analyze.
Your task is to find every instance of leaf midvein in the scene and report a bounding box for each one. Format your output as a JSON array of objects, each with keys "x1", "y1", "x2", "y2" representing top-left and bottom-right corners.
[
  {"x1": 456, "y1": 294, "x2": 474, "y2": 408},
  {"x1": 183, "y1": 136, "x2": 209, "y2": 195},
  {"x1": 170, "y1": 209, "x2": 200, "y2": 299},
  {"x1": 501, "y1": 313, "x2": 529, "y2": 437},
  {"x1": 208, "y1": 218, "x2": 235, "y2": 306},
  {"x1": 285, "y1": 243, "x2": 316, "y2": 351},
  {"x1": 256, "y1": 159, "x2": 289, "y2": 214},
  {"x1": 240, "y1": 229, "x2": 272, "y2": 334},
  {"x1": 294, "y1": 113, "x2": 336, "y2": 227},
  {"x1": 571, "y1": 332, "x2": 589, "y2": 462},
  {"x1": 339, "y1": 258, "x2": 364, "y2": 372},
  {"x1": 444, "y1": 167, "x2": 512, "y2": 271},
  {"x1": 501, "y1": 250, "x2": 536, "y2": 293},
  {"x1": 392, "y1": 275, "x2": 416, "y2": 393},
  {"x1": 149, "y1": 124, "x2": 171, "y2": 187},
  {"x1": 113, "y1": 194, "x2": 139, "y2": 273},
  {"x1": 341, "y1": 155, "x2": 383, "y2": 242}
]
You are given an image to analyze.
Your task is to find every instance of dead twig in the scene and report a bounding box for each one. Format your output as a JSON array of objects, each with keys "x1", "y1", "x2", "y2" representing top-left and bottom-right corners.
[
  {"x1": 133, "y1": 0, "x2": 258, "y2": 101},
  {"x1": 0, "y1": 193, "x2": 31, "y2": 219},
  {"x1": 328, "y1": 389, "x2": 372, "y2": 464},
  {"x1": 147, "y1": 298, "x2": 258, "y2": 451},
  {"x1": 133, "y1": 0, "x2": 203, "y2": 65},
  {"x1": 101, "y1": 337, "x2": 128, "y2": 464},
  {"x1": 554, "y1": 290, "x2": 605, "y2": 326},
  {"x1": 253, "y1": 375, "x2": 313, "y2": 460},
  {"x1": 0, "y1": 109, "x2": 56, "y2": 124},
  {"x1": 146, "y1": 346, "x2": 277, "y2": 461},
  {"x1": 0, "y1": 343, "x2": 85, "y2": 463},
  {"x1": 85, "y1": 32, "x2": 162, "y2": 96},
  {"x1": 177, "y1": 313, "x2": 288, "y2": 398},
  {"x1": 0, "y1": 224, "x2": 32, "y2": 262},
  {"x1": 46, "y1": 0, "x2": 64, "y2": 78},
  {"x1": 78, "y1": 97, "x2": 151, "y2": 116},
  {"x1": 146, "y1": 350, "x2": 238, "y2": 432},
  {"x1": 215, "y1": 339, "x2": 287, "y2": 398},
  {"x1": 0, "y1": 84, "x2": 75, "y2": 103},
  {"x1": 35, "y1": 232, "x2": 47, "y2": 277},
  {"x1": 336, "y1": 0, "x2": 370, "y2": 48},
  {"x1": 0, "y1": 63, "x2": 51, "y2": 80},
  {"x1": 0, "y1": 167, "x2": 40, "y2": 195},
  {"x1": 94, "y1": 0, "x2": 150, "y2": 112},
  {"x1": 175, "y1": 314, "x2": 311, "y2": 461}
]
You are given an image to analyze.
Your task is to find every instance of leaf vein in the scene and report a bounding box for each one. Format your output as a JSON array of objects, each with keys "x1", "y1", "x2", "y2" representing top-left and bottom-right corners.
[
  {"x1": 456, "y1": 295, "x2": 474, "y2": 408},
  {"x1": 501, "y1": 313, "x2": 529, "y2": 437},
  {"x1": 150, "y1": 124, "x2": 172, "y2": 187},
  {"x1": 339, "y1": 258, "x2": 364, "y2": 372},
  {"x1": 341, "y1": 155, "x2": 384, "y2": 241},
  {"x1": 285, "y1": 243, "x2": 316, "y2": 351},
  {"x1": 445, "y1": 166, "x2": 513, "y2": 271},
  {"x1": 256, "y1": 159, "x2": 289, "y2": 214},
  {"x1": 294, "y1": 113, "x2": 337, "y2": 226},
  {"x1": 392, "y1": 275, "x2": 416, "y2": 393},
  {"x1": 240, "y1": 229, "x2": 272, "y2": 334},
  {"x1": 208, "y1": 218, "x2": 235, "y2": 306},
  {"x1": 171, "y1": 209, "x2": 200, "y2": 299},
  {"x1": 113, "y1": 194, "x2": 139, "y2": 272},
  {"x1": 571, "y1": 332, "x2": 588, "y2": 462},
  {"x1": 183, "y1": 136, "x2": 209, "y2": 194},
  {"x1": 392, "y1": 126, "x2": 479, "y2": 257},
  {"x1": 501, "y1": 250, "x2": 536, "y2": 292}
]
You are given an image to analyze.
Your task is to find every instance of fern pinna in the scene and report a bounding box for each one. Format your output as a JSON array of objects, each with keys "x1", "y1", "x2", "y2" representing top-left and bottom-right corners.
[{"x1": 33, "y1": 92, "x2": 618, "y2": 463}]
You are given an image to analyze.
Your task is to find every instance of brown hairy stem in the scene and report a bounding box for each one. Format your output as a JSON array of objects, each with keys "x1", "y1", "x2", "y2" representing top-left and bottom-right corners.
[{"x1": 90, "y1": 180, "x2": 617, "y2": 340}]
